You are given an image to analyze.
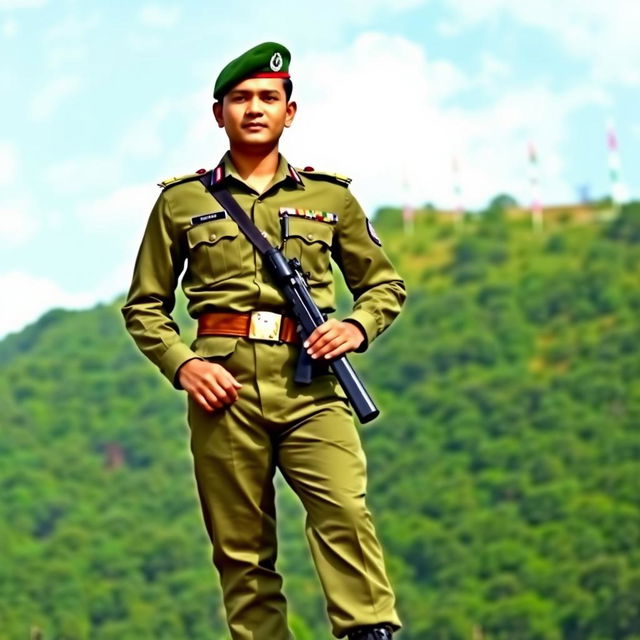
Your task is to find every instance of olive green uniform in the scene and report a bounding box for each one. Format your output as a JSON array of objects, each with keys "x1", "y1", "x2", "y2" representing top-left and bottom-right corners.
[{"x1": 121, "y1": 152, "x2": 406, "y2": 639}]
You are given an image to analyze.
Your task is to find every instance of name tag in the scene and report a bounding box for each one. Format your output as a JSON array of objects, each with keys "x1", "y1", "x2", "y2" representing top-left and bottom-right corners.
[{"x1": 191, "y1": 211, "x2": 227, "y2": 226}]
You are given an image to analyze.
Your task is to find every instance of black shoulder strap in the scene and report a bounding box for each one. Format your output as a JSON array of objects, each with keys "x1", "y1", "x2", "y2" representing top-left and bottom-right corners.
[{"x1": 199, "y1": 177, "x2": 272, "y2": 256}]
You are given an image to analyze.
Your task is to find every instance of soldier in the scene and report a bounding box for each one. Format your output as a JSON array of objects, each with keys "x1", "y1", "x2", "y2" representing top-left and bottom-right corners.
[{"x1": 121, "y1": 42, "x2": 406, "y2": 640}]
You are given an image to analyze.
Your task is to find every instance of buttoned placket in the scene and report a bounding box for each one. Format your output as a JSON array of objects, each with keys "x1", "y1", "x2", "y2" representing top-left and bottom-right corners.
[{"x1": 214, "y1": 153, "x2": 305, "y2": 309}]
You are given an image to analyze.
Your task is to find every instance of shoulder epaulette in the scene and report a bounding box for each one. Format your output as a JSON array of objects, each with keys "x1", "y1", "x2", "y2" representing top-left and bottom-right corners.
[
  {"x1": 158, "y1": 169, "x2": 208, "y2": 191},
  {"x1": 296, "y1": 167, "x2": 352, "y2": 187}
]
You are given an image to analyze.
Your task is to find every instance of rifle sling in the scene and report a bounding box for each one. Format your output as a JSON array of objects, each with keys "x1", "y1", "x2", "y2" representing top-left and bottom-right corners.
[{"x1": 198, "y1": 177, "x2": 273, "y2": 256}]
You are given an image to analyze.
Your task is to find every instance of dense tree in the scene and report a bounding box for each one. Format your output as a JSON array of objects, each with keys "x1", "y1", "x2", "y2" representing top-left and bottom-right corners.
[{"x1": 2, "y1": 202, "x2": 639, "y2": 638}]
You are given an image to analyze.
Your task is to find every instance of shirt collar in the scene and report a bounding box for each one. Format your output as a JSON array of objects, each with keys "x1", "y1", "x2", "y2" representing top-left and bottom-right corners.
[{"x1": 208, "y1": 151, "x2": 305, "y2": 190}]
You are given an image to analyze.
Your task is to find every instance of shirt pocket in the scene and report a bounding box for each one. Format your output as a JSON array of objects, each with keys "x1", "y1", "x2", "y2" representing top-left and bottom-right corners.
[
  {"x1": 186, "y1": 220, "x2": 246, "y2": 285},
  {"x1": 282, "y1": 217, "x2": 334, "y2": 284}
]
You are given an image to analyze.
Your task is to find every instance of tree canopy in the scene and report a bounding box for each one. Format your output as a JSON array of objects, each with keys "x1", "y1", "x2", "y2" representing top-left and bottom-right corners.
[{"x1": 2, "y1": 201, "x2": 639, "y2": 639}]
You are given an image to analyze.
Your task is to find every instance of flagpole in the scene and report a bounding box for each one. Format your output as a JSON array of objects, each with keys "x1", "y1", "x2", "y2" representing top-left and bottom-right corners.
[
  {"x1": 402, "y1": 168, "x2": 414, "y2": 235},
  {"x1": 452, "y1": 154, "x2": 464, "y2": 227},
  {"x1": 528, "y1": 141, "x2": 543, "y2": 231},
  {"x1": 606, "y1": 118, "x2": 625, "y2": 205}
]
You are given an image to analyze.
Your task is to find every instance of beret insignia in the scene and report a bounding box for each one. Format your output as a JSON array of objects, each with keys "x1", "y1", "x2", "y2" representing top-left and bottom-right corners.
[{"x1": 270, "y1": 52, "x2": 283, "y2": 71}]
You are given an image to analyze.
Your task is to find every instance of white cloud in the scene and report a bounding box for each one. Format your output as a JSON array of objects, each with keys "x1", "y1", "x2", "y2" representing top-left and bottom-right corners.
[
  {"x1": 477, "y1": 52, "x2": 510, "y2": 89},
  {"x1": 427, "y1": 58, "x2": 470, "y2": 102},
  {"x1": 0, "y1": 271, "x2": 94, "y2": 339},
  {"x1": 77, "y1": 182, "x2": 159, "y2": 234},
  {"x1": 286, "y1": 33, "x2": 465, "y2": 208},
  {"x1": 0, "y1": 197, "x2": 36, "y2": 246},
  {"x1": 280, "y1": 32, "x2": 606, "y2": 210},
  {"x1": 139, "y1": 4, "x2": 181, "y2": 29},
  {"x1": 444, "y1": 0, "x2": 640, "y2": 87},
  {"x1": 0, "y1": 142, "x2": 16, "y2": 186},
  {"x1": 29, "y1": 75, "x2": 80, "y2": 121}
]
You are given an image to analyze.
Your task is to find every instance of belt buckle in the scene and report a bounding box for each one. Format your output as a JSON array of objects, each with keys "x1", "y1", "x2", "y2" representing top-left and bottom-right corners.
[{"x1": 249, "y1": 311, "x2": 283, "y2": 343}]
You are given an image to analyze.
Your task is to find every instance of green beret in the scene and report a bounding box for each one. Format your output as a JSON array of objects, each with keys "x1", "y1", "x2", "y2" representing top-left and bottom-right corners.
[{"x1": 214, "y1": 42, "x2": 291, "y2": 100}]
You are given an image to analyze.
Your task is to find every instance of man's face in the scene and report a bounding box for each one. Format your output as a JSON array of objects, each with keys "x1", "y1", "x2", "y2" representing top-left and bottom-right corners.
[{"x1": 212, "y1": 77, "x2": 296, "y2": 150}]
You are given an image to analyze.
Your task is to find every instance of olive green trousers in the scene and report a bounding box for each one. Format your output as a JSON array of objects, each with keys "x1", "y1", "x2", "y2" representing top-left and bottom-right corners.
[{"x1": 187, "y1": 337, "x2": 401, "y2": 639}]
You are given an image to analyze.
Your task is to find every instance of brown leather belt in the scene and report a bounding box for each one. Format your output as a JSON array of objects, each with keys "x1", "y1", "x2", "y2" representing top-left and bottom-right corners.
[{"x1": 197, "y1": 311, "x2": 300, "y2": 344}]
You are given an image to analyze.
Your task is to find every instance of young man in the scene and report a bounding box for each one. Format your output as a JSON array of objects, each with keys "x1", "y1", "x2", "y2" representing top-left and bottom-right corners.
[{"x1": 122, "y1": 42, "x2": 405, "y2": 640}]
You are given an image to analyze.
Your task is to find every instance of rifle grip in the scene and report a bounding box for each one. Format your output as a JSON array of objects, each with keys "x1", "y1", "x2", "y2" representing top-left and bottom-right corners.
[{"x1": 294, "y1": 349, "x2": 313, "y2": 385}]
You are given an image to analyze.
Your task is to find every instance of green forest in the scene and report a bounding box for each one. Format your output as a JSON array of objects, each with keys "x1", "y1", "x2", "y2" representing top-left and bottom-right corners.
[{"x1": 2, "y1": 199, "x2": 640, "y2": 640}]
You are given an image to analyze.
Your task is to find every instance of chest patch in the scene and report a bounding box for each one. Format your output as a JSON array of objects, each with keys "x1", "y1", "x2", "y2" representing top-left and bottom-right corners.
[
  {"x1": 279, "y1": 207, "x2": 338, "y2": 224},
  {"x1": 190, "y1": 211, "x2": 227, "y2": 226}
]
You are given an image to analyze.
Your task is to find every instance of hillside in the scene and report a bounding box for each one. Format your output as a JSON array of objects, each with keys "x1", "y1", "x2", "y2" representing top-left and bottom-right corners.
[{"x1": 2, "y1": 200, "x2": 640, "y2": 640}]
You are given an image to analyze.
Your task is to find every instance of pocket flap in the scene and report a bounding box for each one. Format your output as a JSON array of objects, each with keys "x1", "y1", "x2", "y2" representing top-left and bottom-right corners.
[
  {"x1": 187, "y1": 220, "x2": 239, "y2": 249},
  {"x1": 285, "y1": 218, "x2": 333, "y2": 247}
]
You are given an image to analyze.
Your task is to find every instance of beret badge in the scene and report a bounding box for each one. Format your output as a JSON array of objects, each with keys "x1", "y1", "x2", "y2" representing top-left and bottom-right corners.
[{"x1": 270, "y1": 52, "x2": 283, "y2": 72}]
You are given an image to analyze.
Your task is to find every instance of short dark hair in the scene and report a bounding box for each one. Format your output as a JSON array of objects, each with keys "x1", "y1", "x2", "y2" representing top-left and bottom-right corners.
[{"x1": 283, "y1": 78, "x2": 293, "y2": 101}]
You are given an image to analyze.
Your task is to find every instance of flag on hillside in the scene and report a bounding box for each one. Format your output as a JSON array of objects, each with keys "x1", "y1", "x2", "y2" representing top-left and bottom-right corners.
[
  {"x1": 402, "y1": 169, "x2": 415, "y2": 234},
  {"x1": 528, "y1": 141, "x2": 543, "y2": 230},
  {"x1": 606, "y1": 118, "x2": 627, "y2": 204},
  {"x1": 452, "y1": 154, "x2": 464, "y2": 224}
]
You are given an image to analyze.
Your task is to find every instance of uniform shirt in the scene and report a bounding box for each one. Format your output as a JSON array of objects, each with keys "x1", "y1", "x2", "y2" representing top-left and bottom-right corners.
[{"x1": 121, "y1": 152, "x2": 406, "y2": 388}]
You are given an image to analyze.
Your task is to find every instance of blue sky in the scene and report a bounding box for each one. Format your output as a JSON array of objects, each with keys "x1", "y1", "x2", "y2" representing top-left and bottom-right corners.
[{"x1": 1, "y1": 0, "x2": 638, "y2": 337}]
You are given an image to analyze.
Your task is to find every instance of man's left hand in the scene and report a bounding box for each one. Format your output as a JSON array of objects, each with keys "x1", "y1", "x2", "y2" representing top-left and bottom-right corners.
[{"x1": 303, "y1": 319, "x2": 365, "y2": 360}]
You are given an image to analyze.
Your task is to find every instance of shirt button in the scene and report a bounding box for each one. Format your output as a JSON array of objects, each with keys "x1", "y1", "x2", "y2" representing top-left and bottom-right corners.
[
  {"x1": 307, "y1": 233, "x2": 314, "y2": 240},
  {"x1": 210, "y1": 233, "x2": 217, "y2": 241}
]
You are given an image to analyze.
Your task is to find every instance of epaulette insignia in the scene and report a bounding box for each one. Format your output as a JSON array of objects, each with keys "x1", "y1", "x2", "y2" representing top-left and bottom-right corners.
[
  {"x1": 296, "y1": 167, "x2": 352, "y2": 187},
  {"x1": 158, "y1": 169, "x2": 208, "y2": 190}
]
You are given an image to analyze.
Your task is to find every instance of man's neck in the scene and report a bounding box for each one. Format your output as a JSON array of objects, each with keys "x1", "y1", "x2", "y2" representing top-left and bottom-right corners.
[{"x1": 229, "y1": 145, "x2": 280, "y2": 193}]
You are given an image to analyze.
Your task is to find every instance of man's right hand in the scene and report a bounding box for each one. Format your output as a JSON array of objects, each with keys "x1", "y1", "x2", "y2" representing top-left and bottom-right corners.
[{"x1": 178, "y1": 359, "x2": 242, "y2": 412}]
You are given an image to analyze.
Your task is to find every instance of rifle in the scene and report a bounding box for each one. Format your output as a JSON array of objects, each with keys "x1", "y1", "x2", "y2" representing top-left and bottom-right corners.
[
  {"x1": 201, "y1": 180, "x2": 379, "y2": 423},
  {"x1": 265, "y1": 249, "x2": 379, "y2": 423}
]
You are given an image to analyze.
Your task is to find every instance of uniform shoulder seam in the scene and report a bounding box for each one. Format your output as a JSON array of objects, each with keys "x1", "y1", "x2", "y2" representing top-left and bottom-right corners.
[
  {"x1": 296, "y1": 167, "x2": 352, "y2": 187},
  {"x1": 157, "y1": 170, "x2": 208, "y2": 191}
]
